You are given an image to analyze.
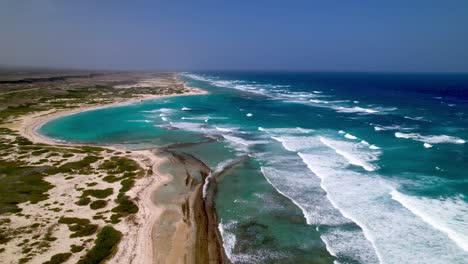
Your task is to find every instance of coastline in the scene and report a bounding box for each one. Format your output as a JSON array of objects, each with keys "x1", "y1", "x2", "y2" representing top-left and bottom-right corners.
[
  {"x1": 17, "y1": 87, "x2": 207, "y2": 146},
  {"x1": 7, "y1": 86, "x2": 227, "y2": 263}
]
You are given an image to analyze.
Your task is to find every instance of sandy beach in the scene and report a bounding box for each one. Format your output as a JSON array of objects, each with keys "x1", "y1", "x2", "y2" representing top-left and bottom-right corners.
[{"x1": 1, "y1": 84, "x2": 226, "y2": 263}]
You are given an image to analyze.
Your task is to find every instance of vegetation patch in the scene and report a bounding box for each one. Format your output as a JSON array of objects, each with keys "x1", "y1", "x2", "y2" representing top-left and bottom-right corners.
[
  {"x1": 90, "y1": 200, "x2": 107, "y2": 210},
  {"x1": 76, "y1": 197, "x2": 91, "y2": 206},
  {"x1": 0, "y1": 160, "x2": 53, "y2": 214},
  {"x1": 71, "y1": 244, "x2": 84, "y2": 253},
  {"x1": 46, "y1": 156, "x2": 101, "y2": 175},
  {"x1": 119, "y1": 178, "x2": 135, "y2": 194},
  {"x1": 58, "y1": 217, "x2": 98, "y2": 238},
  {"x1": 110, "y1": 195, "x2": 138, "y2": 223},
  {"x1": 43, "y1": 252, "x2": 72, "y2": 264},
  {"x1": 78, "y1": 226, "x2": 121, "y2": 264},
  {"x1": 81, "y1": 188, "x2": 113, "y2": 199},
  {"x1": 99, "y1": 156, "x2": 139, "y2": 174}
]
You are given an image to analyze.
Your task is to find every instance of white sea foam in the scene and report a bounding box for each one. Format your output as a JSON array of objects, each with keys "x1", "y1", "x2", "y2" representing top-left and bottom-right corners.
[
  {"x1": 260, "y1": 166, "x2": 348, "y2": 226},
  {"x1": 320, "y1": 228, "x2": 380, "y2": 264},
  {"x1": 404, "y1": 116, "x2": 430, "y2": 122},
  {"x1": 184, "y1": 73, "x2": 285, "y2": 97},
  {"x1": 202, "y1": 172, "x2": 213, "y2": 199},
  {"x1": 181, "y1": 115, "x2": 227, "y2": 121},
  {"x1": 219, "y1": 218, "x2": 287, "y2": 263},
  {"x1": 298, "y1": 146, "x2": 467, "y2": 263},
  {"x1": 271, "y1": 136, "x2": 317, "y2": 152},
  {"x1": 334, "y1": 106, "x2": 379, "y2": 114},
  {"x1": 423, "y1": 143, "x2": 433, "y2": 148},
  {"x1": 142, "y1": 108, "x2": 175, "y2": 114},
  {"x1": 246, "y1": 113, "x2": 253, "y2": 117},
  {"x1": 215, "y1": 126, "x2": 236, "y2": 133},
  {"x1": 344, "y1": 133, "x2": 358, "y2": 140},
  {"x1": 261, "y1": 167, "x2": 312, "y2": 225},
  {"x1": 169, "y1": 122, "x2": 205, "y2": 132},
  {"x1": 309, "y1": 99, "x2": 330, "y2": 104},
  {"x1": 360, "y1": 140, "x2": 370, "y2": 146},
  {"x1": 391, "y1": 191, "x2": 468, "y2": 252},
  {"x1": 395, "y1": 132, "x2": 465, "y2": 144},
  {"x1": 181, "y1": 107, "x2": 191, "y2": 111},
  {"x1": 374, "y1": 125, "x2": 414, "y2": 131},
  {"x1": 319, "y1": 137, "x2": 379, "y2": 172},
  {"x1": 218, "y1": 220, "x2": 237, "y2": 262},
  {"x1": 161, "y1": 116, "x2": 168, "y2": 121},
  {"x1": 222, "y1": 135, "x2": 267, "y2": 152},
  {"x1": 203, "y1": 159, "x2": 237, "y2": 198},
  {"x1": 223, "y1": 135, "x2": 251, "y2": 147},
  {"x1": 369, "y1": 145, "x2": 380, "y2": 150},
  {"x1": 258, "y1": 127, "x2": 313, "y2": 134},
  {"x1": 127, "y1": 119, "x2": 151, "y2": 123}
]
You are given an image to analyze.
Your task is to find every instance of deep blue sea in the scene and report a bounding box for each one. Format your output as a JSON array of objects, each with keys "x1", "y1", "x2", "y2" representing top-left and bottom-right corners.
[{"x1": 41, "y1": 72, "x2": 468, "y2": 263}]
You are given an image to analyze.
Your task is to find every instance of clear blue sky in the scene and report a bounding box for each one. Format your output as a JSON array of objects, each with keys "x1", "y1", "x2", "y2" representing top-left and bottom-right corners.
[{"x1": 1, "y1": 0, "x2": 468, "y2": 72}]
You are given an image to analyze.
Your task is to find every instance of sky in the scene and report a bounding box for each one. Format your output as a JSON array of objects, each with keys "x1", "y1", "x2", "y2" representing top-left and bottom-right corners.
[{"x1": 1, "y1": 0, "x2": 468, "y2": 72}]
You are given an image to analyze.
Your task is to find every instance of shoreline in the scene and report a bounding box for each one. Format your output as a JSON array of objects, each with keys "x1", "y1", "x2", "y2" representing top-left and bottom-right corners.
[{"x1": 8, "y1": 86, "x2": 227, "y2": 263}]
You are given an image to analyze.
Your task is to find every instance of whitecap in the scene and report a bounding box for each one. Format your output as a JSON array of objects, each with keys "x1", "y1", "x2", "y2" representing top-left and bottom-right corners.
[
  {"x1": 361, "y1": 140, "x2": 370, "y2": 146},
  {"x1": 298, "y1": 146, "x2": 466, "y2": 263},
  {"x1": 345, "y1": 133, "x2": 358, "y2": 140},
  {"x1": 404, "y1": 116, "x2": 430, "y2": 122},
  {"x1": 309, "y1": 99, "x2": 330, "y2": 104},
  {"x1": 215, "y1": 126, "x2": 238, "y2": 133},
  {"x1": 142, "y1": 108, "x2": 175, "y2": 114},
  {"x1": 218, "y1": 220, "x2": 237, "y2": 262},
  {"x1": 391, "y1": 191, "x2": 468, "y2": 252},
  {"x1": 271, "y1": 136, "x2": 319, "y2": 152},
  {"x1": 374, "y1": 125, "x2": 414, "y2": 131},
  {"x1": 369, "y1": 145, "x2": 380, "y2": 150},
  {"x1": 258, "y1": 127, "x2": 313, "y2": 134},
  {"x1": 319, "y1": 137, "x2": 379, "y2": 172},
  {"x1": 395, "y1": 132, "x2": 465, "y2": 144},
  {"x1": 223, "y1": 135, "x2": 267, "y2": 149},
  {"x1": 334, "y1": 106, "x2": 379, "y2": 114}
]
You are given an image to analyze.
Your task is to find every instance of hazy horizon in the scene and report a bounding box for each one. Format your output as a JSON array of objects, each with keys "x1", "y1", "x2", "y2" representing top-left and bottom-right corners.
[{"x1": 1, "y1": 0, "x2": 468, "y2": 73}]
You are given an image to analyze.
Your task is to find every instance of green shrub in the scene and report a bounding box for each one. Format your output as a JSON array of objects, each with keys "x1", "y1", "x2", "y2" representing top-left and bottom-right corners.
[
  {"x1": 58, "y1": 217, "x2": 98, "y2": 238},
  {"x1": 119, "y1": 179, "x2": 135, "y2": 193},
  {"x1": 78, "y1": 226, "x2": 121, "y2": 264},
  {"x1": 31, "y1": 149, "x2": 48, "y2": 156},
  {"x1": 111, "y1": 195, "x2": 138, "y2": 220},
  {"x1": 13, "y1": 136, "x2": 33, "y2": 146},
  {"x1": 99, "y1": 156, "x2": 139, "y2": 174},
  {"x1": 90, "y1": 200, "x2": 107, "y2": 210},
  {"x1": 43, "y1": 252, "x2": 72, "y2": 264},
  {"x1": 0, "y1": 160, "x2": 52, "y2": 214},
  {"x1": 76, "y1": 197, "x2": 91, "y2": 206},
  {"x1": 46, "y1": 156, "x2": 101, "y2": 175},
  {"x1": 71, "y1": 244, "x2": 84, "y2": 253},
  {"x1": 82, "y1": 188, "x2": 113, "y2": 199}
]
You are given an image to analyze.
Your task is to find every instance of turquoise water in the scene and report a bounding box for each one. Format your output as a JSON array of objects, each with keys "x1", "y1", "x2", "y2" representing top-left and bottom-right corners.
[{"x1": 41, "y1": 72, "x2": 468, "y2": 263}]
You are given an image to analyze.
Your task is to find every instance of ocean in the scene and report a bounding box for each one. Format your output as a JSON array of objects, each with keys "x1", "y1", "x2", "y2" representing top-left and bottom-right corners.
[{"x1": 40, "y1": 72, "x2": 468, "y2": 263}]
